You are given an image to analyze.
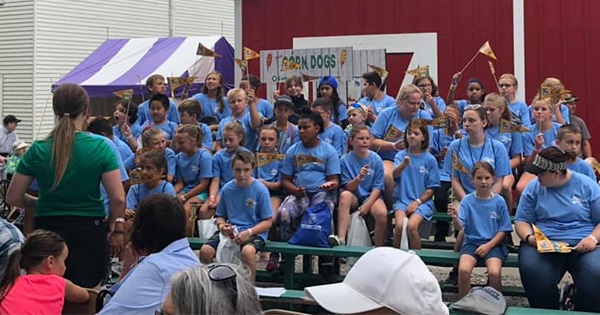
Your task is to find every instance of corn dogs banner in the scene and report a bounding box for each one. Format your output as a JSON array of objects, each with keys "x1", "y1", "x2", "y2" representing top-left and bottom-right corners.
[{"x1": 260, "y1": 47, "x2": 354, "y2": 83}]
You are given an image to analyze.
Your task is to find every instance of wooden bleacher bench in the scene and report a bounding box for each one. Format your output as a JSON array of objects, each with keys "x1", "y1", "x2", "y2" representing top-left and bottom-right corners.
[{"x1": 432, "y1": 212, "x2": 516, "y2": 223}]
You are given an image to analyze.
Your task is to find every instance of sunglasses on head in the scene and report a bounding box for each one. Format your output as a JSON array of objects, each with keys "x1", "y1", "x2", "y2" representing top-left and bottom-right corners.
[
  {"x1": 208, "y1": 264, "x2": 238, "y2": 310},
  {"x1": 465, "y1": 104, "x2": 483, "y2": 110}
]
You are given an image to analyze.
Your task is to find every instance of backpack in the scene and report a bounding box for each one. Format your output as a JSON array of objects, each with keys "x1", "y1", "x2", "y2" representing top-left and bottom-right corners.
[{"x1": 289, "y1": 202, "x2": 332, "y2": 248}]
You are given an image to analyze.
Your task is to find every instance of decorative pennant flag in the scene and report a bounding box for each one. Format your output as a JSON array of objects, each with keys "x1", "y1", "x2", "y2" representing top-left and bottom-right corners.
[
  {"x1": 588, "y1": 158, "x2": 600, "y2": 175},
  {"x1": 256, "y1": 152, "x2": 285, "y2": 168},
  {"x1": 539, "y1": 85, "x2": 563, "y2": 105},
  {"x1": 432, "y1": 115, "x2": 450, "y2": 130},
  {"x1": 281, "y1": 59, "x2": 301, "y2": 71},
  {"x1": 406, "y1": 65, "x2": 429, "y2": 78},
  {"x1": 340, "y1": 49, "x2": 348, "y2": 67},
  {"x1": 129, "y1": 170, "x2": 167, "y2": 185},
  {"x1": 479, "y1": 41, "x2": 497, "y2": 60},
  {"x1": 266, "y1": 53, "x2": 273, "y2": 70},
  {"x1": 533, "y1": 224, "x2": 572, "y2": 253},
  {"x1": 368, "y1": 64, "x2": 389, "y2": 81},
  {"x1": 301, "y1": 73, "x2": 320, "y2": 82},
  {"x1": 452, "y1": 152, "x2": 469, "y2": 173},
  {"x1": 113, "y1": 89, "x2": 134, "y2": 100},
  {"x1": 383, "y1": 125, "x2": 403, "y2": 142},
  {"x1": 167, "y1": 77, "x2": 185, "y2": 91},
  {"x1": 500, "y1": 119, "x2": 530, "y2": 133},
  {"x1": 243, "y1": 46, "x2": 260, "y2": 61},
  {"x1": 196, "y1": 43, "x2": 222, "y2": 57},
  {"x1": 235, "y1": 58, "x2": 248, "y2": 73}
]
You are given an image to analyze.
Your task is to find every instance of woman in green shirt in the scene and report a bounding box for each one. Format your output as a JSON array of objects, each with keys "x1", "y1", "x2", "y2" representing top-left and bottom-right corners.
[{"x1": 7, "y1": 84, "x2": 126, "y2": 288}]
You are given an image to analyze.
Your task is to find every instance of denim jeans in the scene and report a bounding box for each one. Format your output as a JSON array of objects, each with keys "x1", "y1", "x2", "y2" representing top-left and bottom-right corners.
[{"x1": 518, "y1": 240, "x2": 600, "y2": 312}]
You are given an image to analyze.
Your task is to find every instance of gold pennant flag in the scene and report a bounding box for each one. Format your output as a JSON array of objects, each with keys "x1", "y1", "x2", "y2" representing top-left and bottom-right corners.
[
  {"x1": 113, "y1": 89, "x2": 134, "y2": 100},
  {"x1": 167, "y1": 77, "x2": 185, "y2": 91},
  {"x1": 301, "y1": 73, "x2": 320, "y2": 82},
  {"x1": 406, "y1": 65, "x2": 429, "y2": 78},
  {"x1": 533, "y1": 224, "x2": 572, "y2": 253},
  {"x1": 256, "y1": 152, "x2": 285, "y2": 168},
  {"x1": 452, "y1": 151, "x2": 469, "y2": 174},
  {"x1": 129, "y1": 170, "x2": 167, "y2": 185},
  {"x1": 340, "y1": 49, "x2": 348, "y2": 67},
  {"x1": 588, "y1": 158, "x2": 600, "y2": 175},
  {"x1": 383, "y1": 125, "x2": 403, "y2": 142},
  {"x1": 235, "y1": 58, "x2": 248, "y2": 73},
  {"x1": 243, "y1": 46, "x2": 260, "y2": 61},
  {"x1": 185, "y1": 76, "x2": 196, "y2": 84},
  {"x1": 432, "y1": 115, "x2": 450, "y2": 130},
  {"x1": 539, "y1": 85, "x2": 563, "y2": 105},
  {"x1": 368, "y1": 64, "x2": 389, "y2": 81},
  {"x1": 500, "y1": 119, "x2": 530, "y2": 133},
  {"x1": 196, "y1": 43, "x2": 222, "y2": 57},
  {"x1": 479, "y1": 41, "x2": 497, "y2": 60},
  {"x1": 281, "y1": 59, "x2": 301, "y2": 71}
]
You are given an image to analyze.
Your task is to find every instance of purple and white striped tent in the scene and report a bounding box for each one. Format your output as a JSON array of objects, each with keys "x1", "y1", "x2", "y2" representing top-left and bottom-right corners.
[{"x1": 52, "y1": 36, "x2": 234, "y2": 97}]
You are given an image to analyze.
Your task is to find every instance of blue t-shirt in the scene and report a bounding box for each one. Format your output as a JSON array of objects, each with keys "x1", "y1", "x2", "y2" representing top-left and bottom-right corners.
[
  {"x1": 212, "y1": 147, "x2": 251, "y2": 189},
  {"x1": 216, "y1": 112, "x2": 261, "y2": 150},
  {"x1": 112, "y1": 137, "x2": 134, "y2": 163},
  {"x1": 318, "y1": 124, "x2": 347, "y2": 156},
  {"x1": 123, "y1": 148, "x2": 177, "y2": 178},
  {"x1": 190, "y1": 93, "x2": 231, "y2": 121},
  {"x1": 257, "y1": 98, "x2": 273, "y2": 120},
  {"x1": 176, "y1": 149, "x2": 213, "y2": 191},
  {"x1": 516, "y1": 172, "x2": 600, "y2": 242},
  {"x1": 216, "y1": 179, "x2": 274, "y2": 242},
  {"x1": 568, "y1": 158, "x2": 596, "y2": 180},
  {"x1": 443, "y1": 137, "x2": 510, "y2": 194},
  {"x1": 431, "y1": 129, "x2": 459, "y2": 182},
  {"x1": 459, "y1": 193, "x2": 513, "y2": 246},
  {"x1": 509, "y1": 101, "x2": 531, "y2": 127},
  {"x1": 371, "y1": 107, "x2": 434, "y2": 161},
  {"x1": 522, "y1": 122, "x2": 562, "y2": 156},
  {"x1": 529, "y1": 103, "x2": 570, "y2": 125},
  {"x1": 126, "y1": 180, "x2": 176, "y2": 210},
  {"x1": 340, "y1": 151, "x2": 385, "y2": 201},
  {"x1": 254, "y1": 152, "x2": 284, "y2": 183},
  {"x1": 113, "y1": 123, "x2": 143, "y2": 142},
  {"x1": 485, "y1": 124, "x2": 524, "y2": 158},
  {"x1": 281, "y1": 141, "x2": 341, "y2": 194},
  {"x1": 331, "y1": 102, "x2": 347, "y2": 125},
  {"x1": 197, "y1": 122, "x2": 213, "y2": 150},
  {"x1": 274, "y1": 123, "x2": 299, "y2": 154},
  {"x1": 90, "y1": 134, "x2": 129, "y2": 216},
  {"x1": 358, "y1": 95, "x2": 396, "y2": 116},
  {"x1": 420, "y1": 96, "x2": 446, "y2": 117},
  {"x1": 393, "y1": 150, "x2": 440, "y2": 216},
  {"x1": 140, "y1": 121, "x2": 179, "y2": 140},
  {"x1": 136, "y1": 99, "x2": 180, "y2": 125}
]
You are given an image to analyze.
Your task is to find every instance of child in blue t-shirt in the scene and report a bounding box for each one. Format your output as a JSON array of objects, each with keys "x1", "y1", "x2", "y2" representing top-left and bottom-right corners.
[
  {"x1": 448, "y1": 162, "x2": 512, "y2": 298},
  {"x1": 344, "y1": 103, "x2": 368, "y2": 137},
  {"x1": 240, "y1": 75, "x2": 273, "y2": 123},
  {"x1": 199, "y1": 151, "x2": 273, "y2": 280},
  {"x1": 331, "y1": 126, "x2": 387, "y2": 247},
  {"x1": 126, "y1": 150, "x2": 176, "y2": 215},
  {"x1": 174, "y1": 125, "x2": 213, "y2": 223},
  {"x1": 215, "y1": 88, "x2": 262, "y2": 151},
  {"x1": 135, "y1": 74, "x2": 180, "y2": 126},
  {"x1": 202, "y1": 122, "x2": 251, "y2": 217},
  {"x1": 272, "y1": 96, "x2": 299, "y2": 153},
  {"x1": 311, "y1": 97, "x2": 347, "y2": 156},
  {"x1": 177, "y1": 99, "x2": 213, "y2": 151},
  {"x1": 139, "y1": 94, "x2": 179, "y2": 142},
  {"x1": 392, "y1": 122, "x2": 440, "y2": 249},
  {"x1": 255, "y1": 126, "x2": 284, "y2": 216},
  {"x1": 413, "y1": 75, "x2": 446, "y2": 118},
  {"x1": 123, "y1": 128, "x2": 176, "y2": 183},
  {"x1": 190, "y1": 71, "x2": 231, "y2": 123},
  {"x1": 317, "y1": 76, "x2": 347, "y2": 127}
]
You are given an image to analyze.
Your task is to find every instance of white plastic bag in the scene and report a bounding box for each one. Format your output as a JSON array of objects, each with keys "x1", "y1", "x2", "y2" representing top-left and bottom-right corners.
[
  {"x1": 400, "y1": 217, "x2": 409, "y2": 251},
  {"x1": 215, "y1": 232, "x2": 241, "y2": 264},
  {"x1": 197, "y1": 218, "x2": 218, "y2": 239},
  {"x1": 347, "y1": 212, "x2": 372, "y2": 266}
]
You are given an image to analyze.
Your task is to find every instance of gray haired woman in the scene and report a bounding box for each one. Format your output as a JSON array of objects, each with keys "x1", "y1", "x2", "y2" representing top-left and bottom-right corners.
[{"x1": 158, "y1": 264, "x2": 262, "y2": 315}]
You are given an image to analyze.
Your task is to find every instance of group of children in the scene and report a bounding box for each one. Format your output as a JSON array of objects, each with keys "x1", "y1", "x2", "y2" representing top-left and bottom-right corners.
[{"x1": 2, "y1": 68, "x2": 595, "y2": 312}]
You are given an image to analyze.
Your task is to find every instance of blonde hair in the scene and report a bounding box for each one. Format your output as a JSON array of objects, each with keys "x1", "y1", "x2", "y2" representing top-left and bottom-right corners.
[
  {"x1": 176, "y1": 124, "x2": 203, "y2": 147},
  {"x1": 396, "y1": 84, "x2": 422, "y2": 102},
  {"x1": 141, "y1": 128, "x2": 164, "y2": 148},
  {"x1": 484, "y1": 92, "x2": 512, "y2": 121},
  {"x1": 499, "y1": 73, "x2": 518, "y2": 87},
  {"x1": 223, "y1": 121, "x2": 245, "y2": 146},
  {"x1": 227, "y1": 88, "x2": 246, "y2": 103},
  {"x1": 49, "y1": 84, "x2": 89, "y2": 189}
]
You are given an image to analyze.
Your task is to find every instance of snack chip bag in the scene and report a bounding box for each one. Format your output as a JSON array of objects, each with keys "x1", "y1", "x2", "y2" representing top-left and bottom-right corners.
[{"x1": 533, "y1": 224, "x2": 572, "y2": 253}]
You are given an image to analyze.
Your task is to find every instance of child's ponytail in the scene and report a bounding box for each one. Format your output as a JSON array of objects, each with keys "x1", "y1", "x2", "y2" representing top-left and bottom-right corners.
[{"x1": 0, "y1": 248, "x2": 22, "y2": 302}]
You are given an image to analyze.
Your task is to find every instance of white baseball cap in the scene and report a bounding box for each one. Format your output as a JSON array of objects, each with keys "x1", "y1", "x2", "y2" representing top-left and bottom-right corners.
[{"x1": 304, "y1": 247, "x2": 448, "y2": 315}]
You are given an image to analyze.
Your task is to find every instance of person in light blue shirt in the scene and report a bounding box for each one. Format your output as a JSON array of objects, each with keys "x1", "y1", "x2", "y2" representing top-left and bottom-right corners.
[
  {"x1": 449, "y1": 161, "x2": 512, "y2": 298},
  {"x1": 112, "y1": 99, "x2": 142, "y2": 151},
  {"x1": 358, "y1": 71, "x2": 396, "y2": 121},
  {"x1": 135, "y1": 74, "x2": 180, "y2": 125},
  {"x1": 392, "y1": 122, "x2": 440, "y2": 250},
  {"x1": 199, "y1": 151, "x2": 273, "y2": 280},
  {"x1": 447, "y1": 74, "x2": 486, "y2": 118},
  {"x1": 331, "y1": 126, "x2": 387, "y2": 247},
  {"x1": 498, "y1": 73, "x2": 532, "y2": 127},
  {"x1": 276, "y1": 113, "x2": 340, "y2": 242},
  {"x1": 370, "y1": 84, "x2": 434, "y2": 208},
  {"x1": 413, "y1": 75, "x2": 446, "y2": 118},
  {"x1": 271, "y1": 96, "x2": 300, "y2": 153},
  {"x1": 515, "y1": 147, "x2": 600, "y2": 312},
  {"x1": 123, "y1": 128, "x2": 176, "y2": 183},
  {"x1": 99, "y1": 194, "x2": 200, "y2": 315},
  {"x1": 215, "y1": 89, "x2": 262, "y2": 151},
  {"x1": 138, "y1": 94, "x2": 179, "y2": 140},
  {"x1": 190, "y1": 72, "x2": 230, "y2": 122},
  {"x1": 126, "y1": 151, "x2": 175, "y2": 213},
  {"x1": 312, "y1": 98, "x2": 347, "y2": 156},
  {"x1": 86, "y1": 117, "x2": 133, "y2": 164},
  {"x1": 240, "y1": 75, "x2": 274, "y2": 123},
  {"x1": 317, "y1": 76, "x2": 347, "y2": 127},
  {"x1": 177, "y1": 99, "x2": 213, "y2": 151}
]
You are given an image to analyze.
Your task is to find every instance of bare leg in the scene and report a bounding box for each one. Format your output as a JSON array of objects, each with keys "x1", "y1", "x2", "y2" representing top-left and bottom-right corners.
[
  {"x1": 393, "y1": 210, "x2": 407, "y2": 248},
  {"x1": 370, "y1": 198, "x2": 389, "y2": 247},
  {"x1": 407, "y1": 213, "x2": 424, "y2": 249},
  {"x1": 458, "y1": 254, "x2": 478, "y2": 298}
]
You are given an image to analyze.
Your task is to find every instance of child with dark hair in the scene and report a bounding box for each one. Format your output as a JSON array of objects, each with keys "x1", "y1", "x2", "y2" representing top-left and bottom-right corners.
[
  {"x1": 177, "y1": 99, "x2": 213, "y2": 151},
  {"x1": 447, "y1": 72, "x2": 486, "y2": 117},
  {"x1": 274, "y1": 75, "x2": 310, "y2": 124},
  {"x1": 88, "y1": 117, "x2": 133, "y2": 163},
  {"x1": 136, "y1": 74, "x2": 180, "y2": 125},
  {"x1": 312, "y1": 97, "x2": 347, "y2": 156},
  {"x1": 241, "y1": 75, "x2": 273, "y2": 123},
  {"x1": 140, "y1": 94, "x2": 179, "y2": 141},
  {"x1": 358, "y1": 71, "x2": 396, "y2": 122},
  {"x1": 113, "y1": 99, "x2": 141, "y2": 151},
  {"x1": 317, "y1": 76, "x2": 348, "y2": 127}
]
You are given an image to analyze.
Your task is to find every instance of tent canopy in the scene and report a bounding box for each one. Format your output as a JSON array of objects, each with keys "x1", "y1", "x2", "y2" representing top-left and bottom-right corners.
[{"x1": 53, "y1": 36, "x2": 234, "y2": 97}]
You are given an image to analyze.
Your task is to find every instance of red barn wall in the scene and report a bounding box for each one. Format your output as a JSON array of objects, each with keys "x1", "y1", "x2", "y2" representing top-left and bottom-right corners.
[{"x1": 242, "y1": 0, "x2": 600, "y2": 156}]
